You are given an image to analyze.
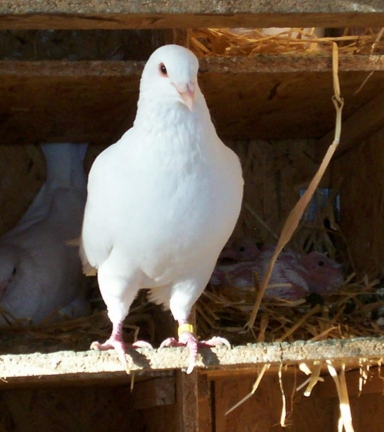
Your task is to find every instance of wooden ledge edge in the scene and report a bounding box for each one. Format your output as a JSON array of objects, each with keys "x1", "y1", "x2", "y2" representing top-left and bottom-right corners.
[{"x1": 0, "y1": 336, "x2": 382, "y2": 385}]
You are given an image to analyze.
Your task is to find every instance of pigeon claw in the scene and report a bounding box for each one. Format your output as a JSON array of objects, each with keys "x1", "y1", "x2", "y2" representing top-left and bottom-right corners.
[
  {"x1": 159, "y1": 337, "x2": 180, "y2": 348},
  {"x1": 131, "y1": 340, "x2": 154, "y2": 350},
  {"x1": 91, "y1": 338, "x2": 153, "y2": 371},
  {"x1": 160, "y1": 332, "x2": 231, "y2": 374},
  {"x1": 199, "y1": 336, "x2": 231, "y2": 349},
  {"x1": 91, "y1": 338, "x2": 128, "y2": 368}
]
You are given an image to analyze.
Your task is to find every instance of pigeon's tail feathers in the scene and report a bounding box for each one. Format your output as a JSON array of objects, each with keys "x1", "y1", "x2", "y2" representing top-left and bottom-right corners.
[
  {"x1": 41, "y1": 143, "x2": 88, "y2": 191},
  {"x1": 148, "y1": 286, "x2": 172, "y2": 310}
]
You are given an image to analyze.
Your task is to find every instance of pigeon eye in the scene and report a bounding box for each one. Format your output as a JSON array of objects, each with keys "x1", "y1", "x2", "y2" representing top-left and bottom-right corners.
[
  {"x1": 318, "y1": 261, "x2": 325, "y2": 267},
  {"x1": 159, "y1": 63, "x2": 168, "y2": 76},
  {"x1": 239, "y1": 246, "x2": 245, "y2": 252}
]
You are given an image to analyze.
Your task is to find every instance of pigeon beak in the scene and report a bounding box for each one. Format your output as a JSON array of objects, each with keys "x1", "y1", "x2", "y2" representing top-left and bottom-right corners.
[{"x1": 175, "y1": 82, "x2": 195, "y2": 111}]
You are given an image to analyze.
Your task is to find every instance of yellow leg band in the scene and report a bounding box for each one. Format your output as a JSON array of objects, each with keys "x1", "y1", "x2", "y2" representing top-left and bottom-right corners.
[{"x1": 178, "y1": 323, "x2": 194, "y2": 337}]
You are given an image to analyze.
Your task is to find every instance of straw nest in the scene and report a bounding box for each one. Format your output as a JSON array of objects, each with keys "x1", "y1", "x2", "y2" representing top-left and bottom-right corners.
[{"x1": 189, "y1": 27, "x2": 384, "y2": 57}]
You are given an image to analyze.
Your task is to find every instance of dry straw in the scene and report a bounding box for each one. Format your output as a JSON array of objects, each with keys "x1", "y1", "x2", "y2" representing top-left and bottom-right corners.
[{"x1": 189, "y1": 27, "x2": 384, "y2": 57}]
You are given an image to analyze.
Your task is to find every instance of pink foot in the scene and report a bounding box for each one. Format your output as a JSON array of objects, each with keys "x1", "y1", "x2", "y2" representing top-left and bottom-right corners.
[
  {"x1": 160, "y1": 331, "x2": 231, "y2": 374},
  {"x1": 91, "y1": 336, "x2": 128, "y2": 366},
  {"x1": 91, "y1": 323, "x2": 152, "y2": 370}
]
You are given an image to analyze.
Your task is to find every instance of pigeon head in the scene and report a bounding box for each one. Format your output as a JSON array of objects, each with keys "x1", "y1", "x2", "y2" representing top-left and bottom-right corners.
[
  {"x1": 301, "y1": 251, "x2": 344, "y2": 294},
  {"x1": 218, "y1": 238, "x2": 260, "y2": 264},
  {"x1": 139, "y1": 44, "x2": 199, "y2": 111}
]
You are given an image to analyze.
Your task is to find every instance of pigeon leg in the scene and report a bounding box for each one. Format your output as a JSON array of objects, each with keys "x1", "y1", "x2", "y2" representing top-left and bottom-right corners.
[
  {"x1": 91, "y1": 320, "x2": 153, "y2": 369},
  {"x1": 160, "y1": 322, "x2": 230, "y2": 374}
]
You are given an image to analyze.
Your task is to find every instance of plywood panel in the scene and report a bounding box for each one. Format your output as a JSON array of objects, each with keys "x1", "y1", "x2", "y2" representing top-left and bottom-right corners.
[
  {"x1": 1, "y1": 385, "x2": 136, "y2": 432},
  {"x1": 229, "y1": 139, "x2": 319, "y2": 242},
  {"x1": 0, "y1": 1, "x2": 383, "y2": 29},
  {"x1": 346, "y1": 393, "x2": 384, "y2": 432},
  {"x1": 330, "y1": 127, "x2": 384, "y2": 276},
  {"x1": 214, "y1": 375, "x2": 334, "y2": 432},
  {"x1": 0, "y1": 66, "x2": 382, "y2": 144}
]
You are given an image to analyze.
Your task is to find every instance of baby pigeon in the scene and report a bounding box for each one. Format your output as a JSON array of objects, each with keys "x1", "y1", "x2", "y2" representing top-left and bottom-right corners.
[
  {"x1": 80, "y1": 44, "x2": 244, "y2": 373},
  {"x1": 0, "y1": 143, "x2": 89, "y2": 325},
  {"x1": 218, "y1": 237, "x2": 260, "y2": 264},
  {"x1": 211, "y1": 247, "x2": 344, "y2": 300}
]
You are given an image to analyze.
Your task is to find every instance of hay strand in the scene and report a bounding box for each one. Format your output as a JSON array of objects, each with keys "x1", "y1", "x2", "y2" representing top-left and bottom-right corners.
[
  {"x1": 327, "y1": 361, "x2": 355, "y2": 432},
  {"x1": 245, "y1": 42, "x2": 344, "y2": 330},
  {"x1": 225, "y1": 363, "x2": 271, "y2": 415},
  {"x1": 278, "y1": 364, "x2": 287, "y2": 427}
]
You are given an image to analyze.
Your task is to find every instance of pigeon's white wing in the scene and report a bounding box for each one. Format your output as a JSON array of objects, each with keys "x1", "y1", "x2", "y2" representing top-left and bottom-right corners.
[{"x1": 80, "y1": 132, "x2": 133, "y2": 273}]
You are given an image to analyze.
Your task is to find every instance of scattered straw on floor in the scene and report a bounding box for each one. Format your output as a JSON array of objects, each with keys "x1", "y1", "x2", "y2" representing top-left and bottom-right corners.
[{"x1": 0, "y1": 290, "x2": 156, "y2": 354}]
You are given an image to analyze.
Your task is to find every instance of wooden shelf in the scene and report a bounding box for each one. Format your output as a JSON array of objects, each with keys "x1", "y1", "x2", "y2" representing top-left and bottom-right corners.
[
  {"x1": 1, "y1": 55, "x2": 383, "y2": 77},
  {"x1": 0, "y1": 55, "x2": 383, "y2": 145},
  {"x1": 0, "y1": 337, "x2": 383, "y2": 386},
  {"x1": 0, "y1": 0, "x2": 383, "y2": 29}
]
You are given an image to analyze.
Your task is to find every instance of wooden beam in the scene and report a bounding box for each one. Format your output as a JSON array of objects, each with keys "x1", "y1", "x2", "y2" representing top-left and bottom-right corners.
[
  {"x1": 316, "y1": 90, "x2": 384, "y2": 160},
  {"x1": 0, "y1": 57, "x2": 381, "y2": 143},
  {"x1": 0, "y1": 337, "x2": 383, "y2": 386},
  {"x1": 198, "y1": 374, "x2": 212, "y2": 432},
  {"x1": 0, "y1": 1, "x2": 383, "y2": 29},
  {"x1": 0, "y1": 55, "x2": 382, "y2": 77},
  {"x1": 176, "y1": 370, "x2": 199, "y2": 432}
]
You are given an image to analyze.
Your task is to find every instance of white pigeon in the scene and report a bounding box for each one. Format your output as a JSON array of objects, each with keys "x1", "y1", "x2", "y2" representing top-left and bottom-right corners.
[
  {"x1": 80, "y1": 44, "x2": 244, "y2": 373},
  {"x1": 0, "y1": 143, "x2": 89, "y2": 325}
]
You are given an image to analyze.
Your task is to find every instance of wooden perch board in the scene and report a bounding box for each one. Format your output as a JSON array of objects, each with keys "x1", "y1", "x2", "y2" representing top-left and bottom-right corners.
[
  {"x1": 0, "y1": 55, "x2": 383, "y2": 77},
  {"x1": 0, "y1": 55, "x2": 383, "y2": 144},
  {"x1": 0, "y1": 337, "x2": 383, "y2": 386},
  {"x1": 0, "y1": 1, "x2": 383, "y2": 29}
]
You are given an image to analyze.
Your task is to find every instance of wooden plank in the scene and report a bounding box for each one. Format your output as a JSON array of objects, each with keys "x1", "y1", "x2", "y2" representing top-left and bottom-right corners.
[
  {"x1": 198, "y1": 375, "x2": 212, "y2": 432},
  {"x1": 329, "y1": 127, "x2": 384, "y2": 275},
  {"x1": 214, "y1": 374, "x2": 334, "y2": 432},
  {"x1": 131, "y1": 376, "x2": 175, "y2": 410},
  {"x1": 176, "y1": 369, "x2": 199, "y2": 432},
  {"x1": 0, "y1": 1, "x2": 383, "y2": 29},
  {"x1": 316, "y1": 90, "x2": 384, "y2": 160},
  {"x1": 348, "y1": 393, "x2": 384, "y2": 432},
  {"x1": 0, "y1": 55, "x2": 382, "y2": 77},
  {"x1": 2, "y1": 385, "x2": 138, "y2": 431},
  {"x1": 0, "y1": 337, "x2": 383, "y2": 385},
  {"x1": 314, "y1": 367, "x2": 384, "y2": 398},
  {"x1": 0, "y1": 57, "x2": 382, "y2": 144}
]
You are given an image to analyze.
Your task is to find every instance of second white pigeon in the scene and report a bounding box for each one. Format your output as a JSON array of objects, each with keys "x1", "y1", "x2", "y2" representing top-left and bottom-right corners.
[{"x1": 0, "y1": 143, "x2": 89, "y2": 325}]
